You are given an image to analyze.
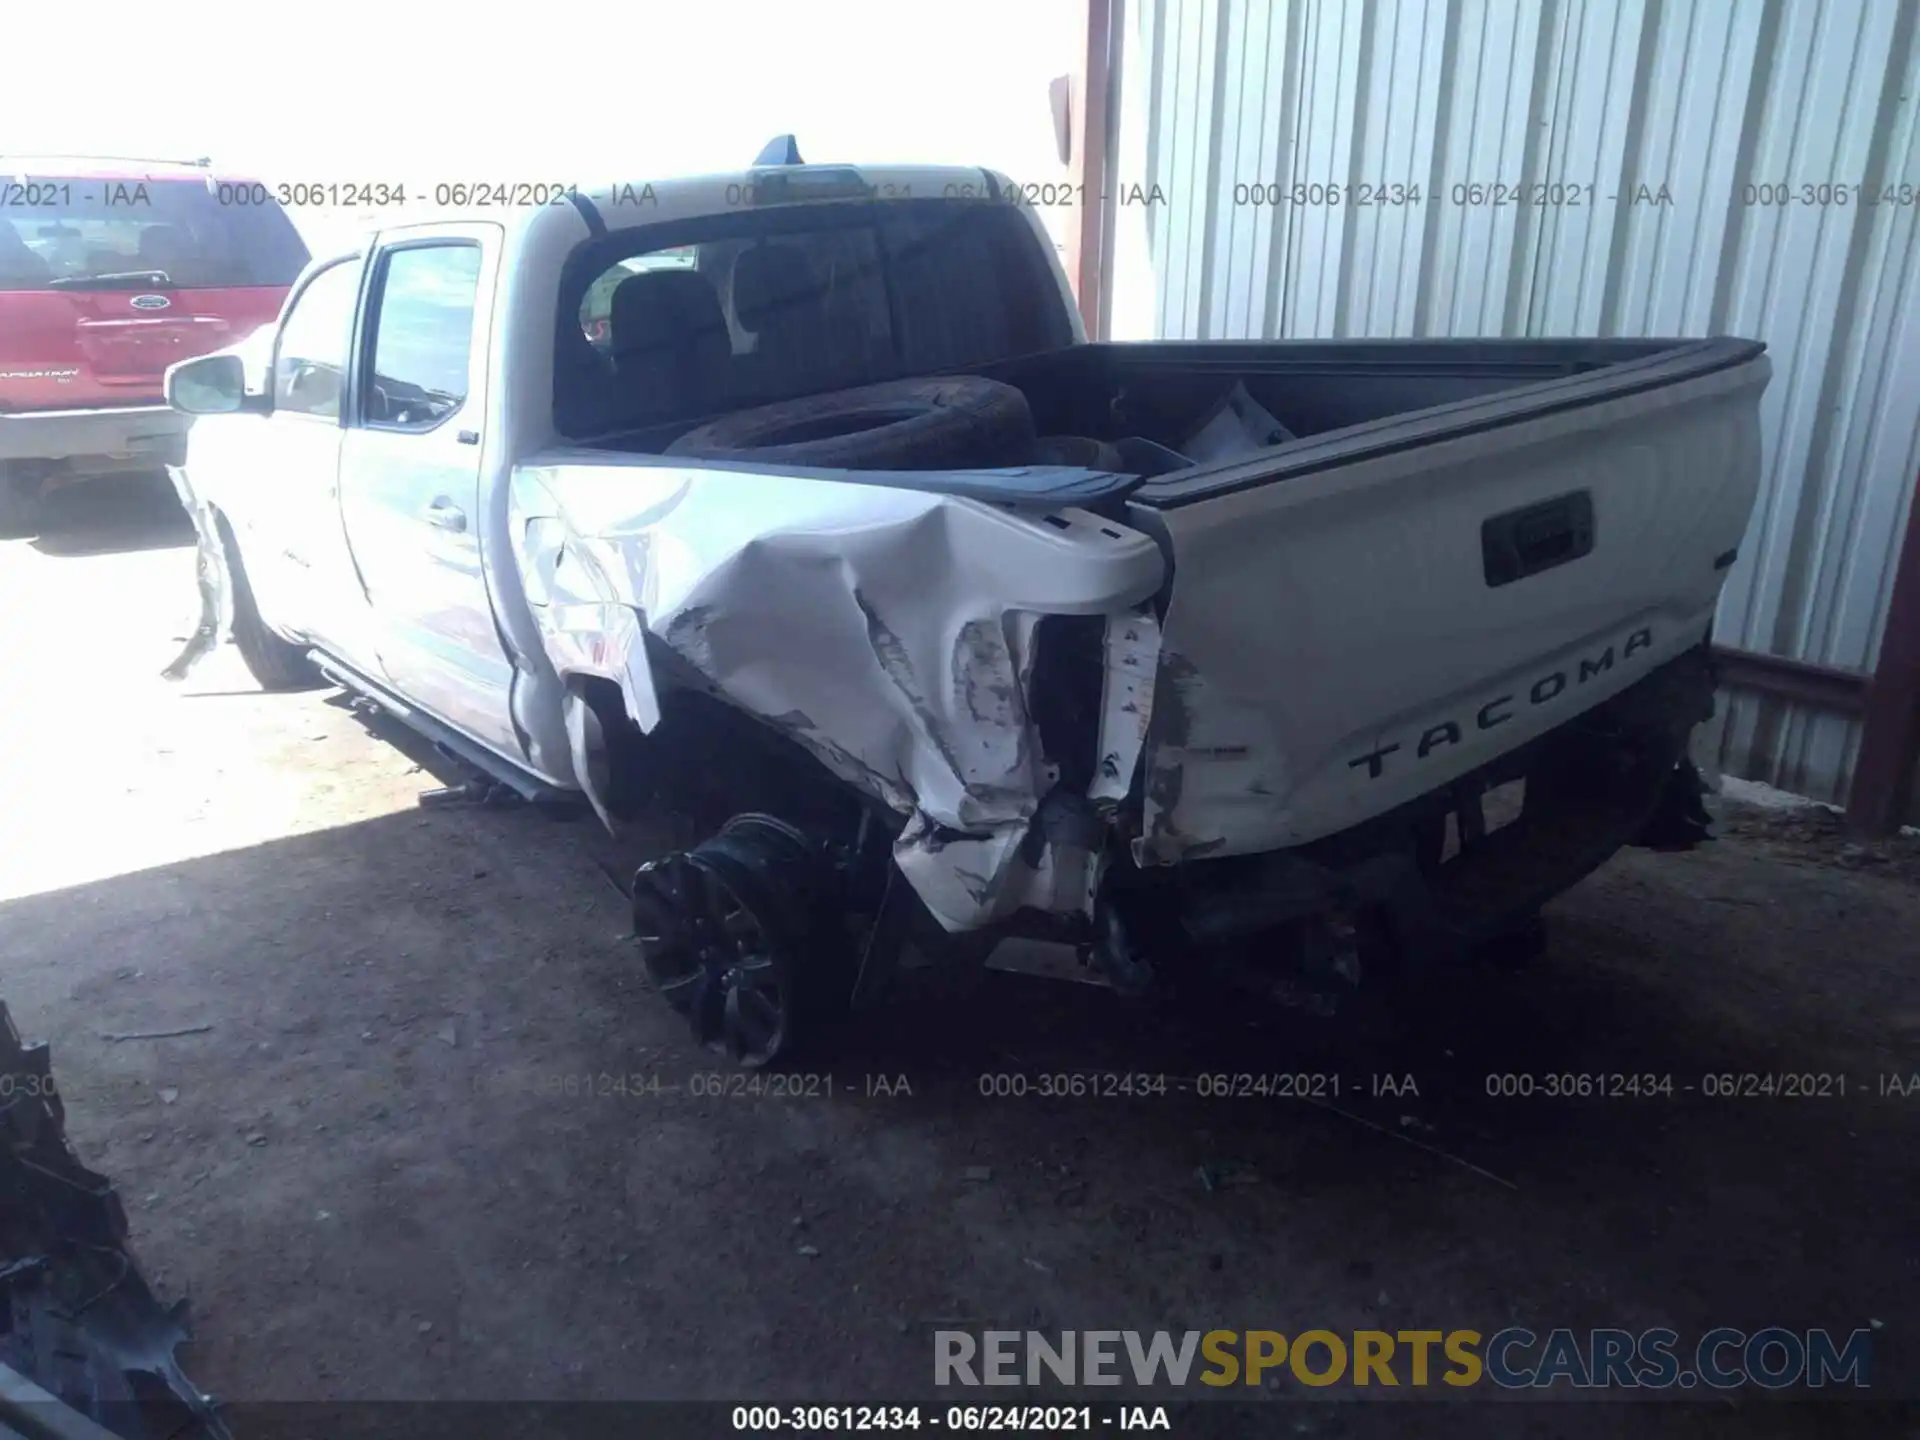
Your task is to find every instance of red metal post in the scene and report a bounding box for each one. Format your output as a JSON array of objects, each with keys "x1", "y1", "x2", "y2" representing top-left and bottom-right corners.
[
  {"x1": 1847, "y1": 471, "x2": 1920, "y2": 835},
  {"x1": 1063, "y1": 0, "x2": 1115, "y2": 339}
]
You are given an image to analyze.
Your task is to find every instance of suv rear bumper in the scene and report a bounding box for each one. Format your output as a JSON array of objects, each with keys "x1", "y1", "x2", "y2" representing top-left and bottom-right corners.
[{"x1": 0, "y1": 405, "x2": 189, "y2": 470}]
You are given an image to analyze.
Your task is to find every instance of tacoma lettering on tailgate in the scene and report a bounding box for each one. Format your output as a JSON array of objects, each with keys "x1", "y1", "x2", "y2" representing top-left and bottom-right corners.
[{"x1": 1347, "y1": 626, "x2": 1654, "y2": 780}]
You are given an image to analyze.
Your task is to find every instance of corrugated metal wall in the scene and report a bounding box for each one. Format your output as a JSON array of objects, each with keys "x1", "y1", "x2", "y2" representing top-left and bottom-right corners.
[{"x1": 1107, "y1": 0, "x2": 1920, "y2": 806}]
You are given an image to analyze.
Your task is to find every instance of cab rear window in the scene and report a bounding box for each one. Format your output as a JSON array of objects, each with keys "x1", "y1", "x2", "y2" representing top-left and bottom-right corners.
[
  {"x1": 0, "y1": 177, "x2": 310, "y2": 292},
  {"x1": 555, "y1": 200, "x2": 1070, "y2": 439}
]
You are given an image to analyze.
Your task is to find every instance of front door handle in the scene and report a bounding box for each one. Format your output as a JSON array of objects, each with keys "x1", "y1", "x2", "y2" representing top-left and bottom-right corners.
[{"x1": 422, "y1": 497, "x2": 468, "y2": 533}]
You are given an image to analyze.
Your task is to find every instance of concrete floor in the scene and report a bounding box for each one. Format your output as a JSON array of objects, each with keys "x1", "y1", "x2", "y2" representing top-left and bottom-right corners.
[{"x1": 1, "y1": 475, "x2": 1916, "y2": 1436}]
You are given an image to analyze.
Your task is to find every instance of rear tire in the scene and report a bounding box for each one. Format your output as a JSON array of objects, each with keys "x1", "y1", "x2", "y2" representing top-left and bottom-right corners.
[
  {"x1": 219, "y1": 520, "x2": 323, "y2": 691},
  {"x1": 0, "y1": 468, "x2": 45, "y2": 539},
  {"x1": 665, "y1": 376, "x2": 1035, "y2": 471}
]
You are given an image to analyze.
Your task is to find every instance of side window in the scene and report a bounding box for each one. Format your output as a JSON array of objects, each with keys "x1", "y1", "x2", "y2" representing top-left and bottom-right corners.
[
  {"x1": 364, "y1": 244, "x2": 482, "y2": 430},
  {"x1": 273, "y1": 260, "x2": 361, "y2": 419}
]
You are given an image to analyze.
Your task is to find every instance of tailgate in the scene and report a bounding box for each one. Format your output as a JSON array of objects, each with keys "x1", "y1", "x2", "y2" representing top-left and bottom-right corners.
[{"x1": 1127, "y1": 338, "x2": 1769, "y2": 865}]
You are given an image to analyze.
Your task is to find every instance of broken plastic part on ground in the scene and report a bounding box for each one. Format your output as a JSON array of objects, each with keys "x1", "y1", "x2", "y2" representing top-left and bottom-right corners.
[{"x1": 0, "y1": 1002, "x2": 229, "y2": 1439}]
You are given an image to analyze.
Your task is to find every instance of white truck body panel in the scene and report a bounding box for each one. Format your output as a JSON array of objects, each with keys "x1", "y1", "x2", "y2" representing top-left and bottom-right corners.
[{"x1": 1135, "y1": 350, "x2": 1769, "y2": 864}]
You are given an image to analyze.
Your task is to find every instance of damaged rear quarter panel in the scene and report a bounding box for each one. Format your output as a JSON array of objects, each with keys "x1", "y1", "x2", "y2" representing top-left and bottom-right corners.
[{"x1": 509, "y1": 451, "x2": 1164, "y2": 928}]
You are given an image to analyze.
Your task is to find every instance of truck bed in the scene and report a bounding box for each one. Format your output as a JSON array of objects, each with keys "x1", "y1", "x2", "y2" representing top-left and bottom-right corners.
[
  {"x1": 989, "y1": 336, "x2": 1758, "y2": 489},
  {"x1": 980, "y1": 337, "x2": 1771, "y2": 864},
  {"x1": 531, "y1": 330, "x2": 1768, "y2": 919}
]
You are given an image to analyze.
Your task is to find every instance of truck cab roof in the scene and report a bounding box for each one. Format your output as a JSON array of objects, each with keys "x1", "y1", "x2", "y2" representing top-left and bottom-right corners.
[{"x1": 340, "y1": 164, "x2": 1017, "y2": 255}]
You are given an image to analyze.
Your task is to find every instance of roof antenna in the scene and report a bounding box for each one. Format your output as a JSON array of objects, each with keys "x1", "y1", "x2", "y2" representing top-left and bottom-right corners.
[{"x1": 754, "y1": 134, "x2": 804, "y2": 166}]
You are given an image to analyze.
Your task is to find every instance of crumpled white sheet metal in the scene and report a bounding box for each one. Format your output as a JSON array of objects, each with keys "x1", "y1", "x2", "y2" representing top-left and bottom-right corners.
[
  {"x1": 510, "y1": 451, "x2": 1165, "y2": 930},
  {"x1": 159, "y1": 464, "x2": 231, "y2": 682},
  {"x1": 1093, "y1": 611, "x2": 1160, "y2": 806}
]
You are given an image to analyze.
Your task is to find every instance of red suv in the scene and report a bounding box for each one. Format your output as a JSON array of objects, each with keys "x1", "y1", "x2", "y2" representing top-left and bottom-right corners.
[{"x1": 0, "y1": 157, "x2": 309, "y2": 534}]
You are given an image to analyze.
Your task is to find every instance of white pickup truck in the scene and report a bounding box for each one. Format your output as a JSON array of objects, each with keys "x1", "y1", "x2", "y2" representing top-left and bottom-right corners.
[{"x1": 165, "y1": 159, "x2": 1770, "y2": 1066}]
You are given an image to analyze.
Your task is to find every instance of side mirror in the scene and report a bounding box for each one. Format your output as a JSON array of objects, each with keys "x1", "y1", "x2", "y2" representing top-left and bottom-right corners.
[{"x1": 165, "y1": 352, "x2": 267, "y2": 416}]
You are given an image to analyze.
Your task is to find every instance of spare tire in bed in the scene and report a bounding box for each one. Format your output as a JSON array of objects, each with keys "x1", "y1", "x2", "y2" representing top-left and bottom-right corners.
[{"x1": 665, "y1": 376, "x2": 1036, "y2": 471}]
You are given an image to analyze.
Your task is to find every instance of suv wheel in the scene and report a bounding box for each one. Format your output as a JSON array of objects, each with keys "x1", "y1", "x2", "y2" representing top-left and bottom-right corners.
[{"x1": 0, "y1": 467, "x2": 45, "y2": 539}]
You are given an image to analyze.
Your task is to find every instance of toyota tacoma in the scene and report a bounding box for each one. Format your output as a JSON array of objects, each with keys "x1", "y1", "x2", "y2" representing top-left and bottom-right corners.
[{"x1": 162, "y1": 156, "x2": 1769, "y2": 1065}]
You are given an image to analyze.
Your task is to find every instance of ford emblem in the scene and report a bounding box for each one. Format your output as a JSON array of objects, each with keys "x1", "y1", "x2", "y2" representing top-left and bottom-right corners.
[{"x1": 130, "y1": 294, "x2": 171, "y2": 310}]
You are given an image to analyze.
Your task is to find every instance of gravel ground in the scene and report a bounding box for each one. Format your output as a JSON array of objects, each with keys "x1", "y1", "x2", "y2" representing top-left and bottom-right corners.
[{"x1": 1, "y1": 476, "x2": 1916, "y2": 1437}]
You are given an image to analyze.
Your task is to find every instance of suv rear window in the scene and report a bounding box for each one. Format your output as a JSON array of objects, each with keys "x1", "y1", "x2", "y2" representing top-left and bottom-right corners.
[
  {"x1": 556, "y1": 200, "x2": 1070, "y2": 439},
  {"x1": 0, "y1": 177, "x2": 310, "y2": 292}
]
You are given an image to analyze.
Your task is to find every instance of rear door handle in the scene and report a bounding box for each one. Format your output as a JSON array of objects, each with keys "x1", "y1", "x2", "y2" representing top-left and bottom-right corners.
[{"x1": 422, "y1": 497, "x2": 468, "y2": 533}]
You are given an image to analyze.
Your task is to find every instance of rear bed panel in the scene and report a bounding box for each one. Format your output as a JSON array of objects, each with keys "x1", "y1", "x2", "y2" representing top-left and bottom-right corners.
[{"x1": 1129, "y1": 339, "x2": 1769, "y2": 865}]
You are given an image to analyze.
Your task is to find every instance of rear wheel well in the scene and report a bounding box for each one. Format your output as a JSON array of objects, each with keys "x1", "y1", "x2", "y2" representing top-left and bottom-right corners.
[
  {"x1": 569, "y1": 675, "x2": 655, "y2": 821},
  {"x1": 571, "y1": 675, "x2": 876, "y2": 842}
]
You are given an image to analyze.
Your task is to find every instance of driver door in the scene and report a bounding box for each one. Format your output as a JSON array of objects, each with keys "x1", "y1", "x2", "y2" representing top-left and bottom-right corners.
[
  {"x1": 336, "y1": 225, "x2": 518, "y2": 759},
  {"x1": 228, "y1": 255, "x2": 382, "y2": 672}
]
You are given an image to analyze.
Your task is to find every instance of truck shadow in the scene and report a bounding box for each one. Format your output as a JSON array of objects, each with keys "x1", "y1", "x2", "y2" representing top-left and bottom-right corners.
[
  {"x1": 28, "y1": 472, "x2": 193, "y2": 558},
  {"x1": 1, "y1": 803, "x2": 1911, "y2": 1408}
]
